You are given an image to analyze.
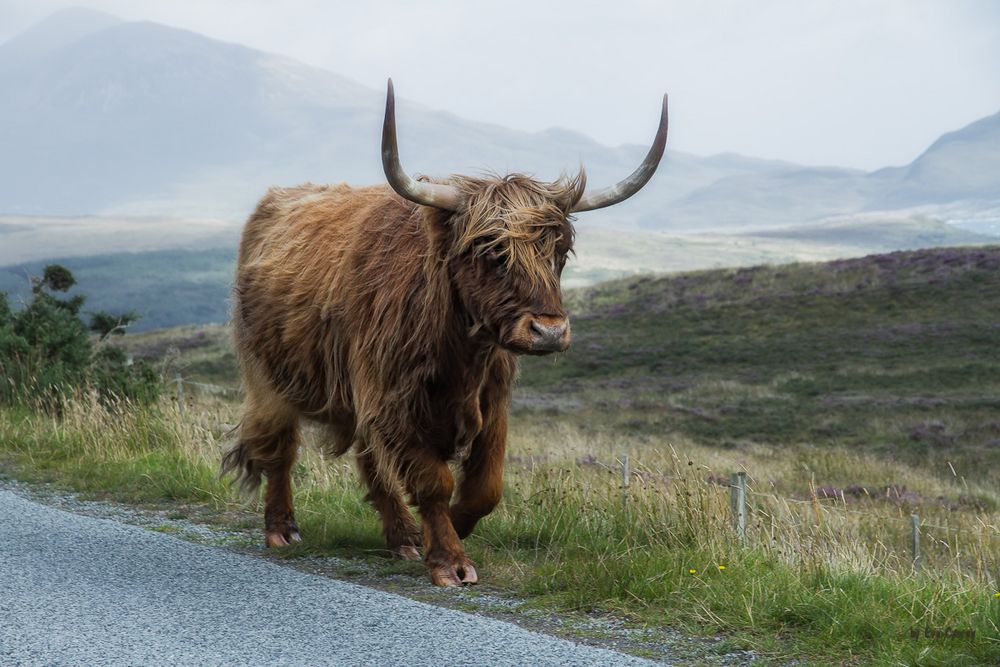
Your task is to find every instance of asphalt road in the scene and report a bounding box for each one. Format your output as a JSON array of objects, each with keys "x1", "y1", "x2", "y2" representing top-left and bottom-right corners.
[{"x1": 0, "y1": 489, "x2": 660, "y2": 666}]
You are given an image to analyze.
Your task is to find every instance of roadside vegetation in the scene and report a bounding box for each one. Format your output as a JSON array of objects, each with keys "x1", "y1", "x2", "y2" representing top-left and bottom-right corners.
[
  {"x1": 0, "y1": 264, "x2": 160, "y2": 406},
  {"x1": 3, "y1": 249, "x2": 1000, "y2": 665}
]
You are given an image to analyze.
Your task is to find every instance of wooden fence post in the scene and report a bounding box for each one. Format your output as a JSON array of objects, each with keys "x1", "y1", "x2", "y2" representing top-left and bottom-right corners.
[
  {"x1": 911, "y1": 514, "x2": 921, "y2": 572},
  {"x1": 174, "y1": 373, "x2": 185, "y2": 418},
  {"x1": 730, "y1": 471, "x2": 747, "y2": 543},
  {"x1": 621, "y1": 455, "x2": 630, "y2": 506}
]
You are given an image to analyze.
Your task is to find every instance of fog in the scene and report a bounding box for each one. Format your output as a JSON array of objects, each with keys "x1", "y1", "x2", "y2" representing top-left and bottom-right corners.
[{"x1": 2, "y1": 0, "x2": 999, "y2": 170}]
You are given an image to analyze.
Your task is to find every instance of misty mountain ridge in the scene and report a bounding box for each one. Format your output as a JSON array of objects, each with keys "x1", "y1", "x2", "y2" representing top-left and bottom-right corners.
[{"x1": 2, "y1": 7, "x2": 999, "y2": 232}]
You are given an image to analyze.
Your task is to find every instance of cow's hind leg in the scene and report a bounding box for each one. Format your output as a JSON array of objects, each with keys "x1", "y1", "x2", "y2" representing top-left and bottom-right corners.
[
  {"x1": 222, "y1": 395, "x2": 301, "y2": 547},
  {"x1": 399, "y1": 447, "x2": 476, "y2": 587},
  {"x1": 261, "y1": 425, "x2": 300, "y2": 548},
  {"x1": 356, "y1": 449, "x2": 421, "y2": 560}
]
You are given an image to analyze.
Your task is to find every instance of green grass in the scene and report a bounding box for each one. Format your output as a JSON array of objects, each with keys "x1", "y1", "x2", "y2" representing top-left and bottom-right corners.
[
  {"x1": 0, "y1": 401, "x2": 227, "y2": 505},
  {"x1": 2, "y1": 398, "x2": 999, "y2": 665}
]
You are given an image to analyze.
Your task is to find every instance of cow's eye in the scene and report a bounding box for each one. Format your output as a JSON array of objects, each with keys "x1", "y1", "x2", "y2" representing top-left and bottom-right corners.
[{"x1": 483, "y1": 248, "x2": 505, "y2": 272}]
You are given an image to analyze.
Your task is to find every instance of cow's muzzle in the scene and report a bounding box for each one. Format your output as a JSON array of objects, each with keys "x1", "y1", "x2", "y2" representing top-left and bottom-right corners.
[{"x1": 528, "y1": 316, "x2": 570, "y2": 354}]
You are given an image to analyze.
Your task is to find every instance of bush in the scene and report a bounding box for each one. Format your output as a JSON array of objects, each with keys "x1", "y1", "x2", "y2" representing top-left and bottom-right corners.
[
  {"x1": 0, "y1": 265, "x2": 161, "y2": 407},
  {"x1": 91, "y1": 346, "x2": 161, "y2": 405}
]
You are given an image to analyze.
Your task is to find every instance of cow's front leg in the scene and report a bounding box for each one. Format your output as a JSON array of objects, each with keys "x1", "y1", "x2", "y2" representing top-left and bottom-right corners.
[
  {"x1": 402, "y1": 449, "x2": 477, "y2": 587},
  {"x1": 450, "y1": 408, "x2": 506, "y2": 539}
]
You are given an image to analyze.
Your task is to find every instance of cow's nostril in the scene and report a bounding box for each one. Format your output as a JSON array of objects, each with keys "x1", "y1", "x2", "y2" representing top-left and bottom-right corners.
[{"x1": 529, "y1": 319, "x2": 568, "y2": 350}]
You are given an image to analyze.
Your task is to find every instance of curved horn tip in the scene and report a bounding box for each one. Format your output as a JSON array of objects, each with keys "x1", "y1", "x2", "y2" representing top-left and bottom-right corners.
[
  {"x1": 658, "y1": 94, "x2": 668, "y2": 129},
  {"x1": 385, "y1": 79, "x2": 395, "y2": 109},
  {"x1": 570, "y1": 92, "x2": 670, "y2": 213},
  {"x1": 380, "y1": 78, "x2": 463, "y2": 211}
]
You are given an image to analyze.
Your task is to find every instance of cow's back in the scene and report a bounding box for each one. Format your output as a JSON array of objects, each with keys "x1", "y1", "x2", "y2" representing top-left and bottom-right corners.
[{"x1": 233, "y1": 182, "x2": 420, "y2": 415}]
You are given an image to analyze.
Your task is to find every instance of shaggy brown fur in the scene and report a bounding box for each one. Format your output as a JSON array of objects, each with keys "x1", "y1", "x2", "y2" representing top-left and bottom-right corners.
[{"x1": 223, "y1": 172, "x2": 583, "y2": 586}]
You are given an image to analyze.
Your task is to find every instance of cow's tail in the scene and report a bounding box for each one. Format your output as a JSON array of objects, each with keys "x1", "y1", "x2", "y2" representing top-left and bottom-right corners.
[{"x1": 220, "y1": 425, "x2": 263, "y2": 495}]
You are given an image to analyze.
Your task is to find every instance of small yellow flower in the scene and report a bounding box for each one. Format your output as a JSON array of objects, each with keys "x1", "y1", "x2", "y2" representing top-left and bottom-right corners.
[
  {"x1": 994, "y1": 591, "x2": 1000, "y2": 598},
  {"x1": 718, "y1": 565, "x2": 726, "y2": 571},
  {"x1": 689, "y1": 569, "x2": 697, "y2": 574}
]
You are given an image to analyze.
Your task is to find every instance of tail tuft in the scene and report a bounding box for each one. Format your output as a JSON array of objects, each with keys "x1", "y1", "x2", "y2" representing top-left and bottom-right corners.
[{"x1": 220, "y1": 440, "x2": 263, "y2": 495}]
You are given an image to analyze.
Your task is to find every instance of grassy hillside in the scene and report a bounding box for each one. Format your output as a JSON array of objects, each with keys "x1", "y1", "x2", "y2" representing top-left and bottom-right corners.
[
  {"x1": 523, "y1": 245, "x2": 1000, "y2": 483},
  {"x1": 123, "y1": 244, "x2": 1000, "y2": 486}
]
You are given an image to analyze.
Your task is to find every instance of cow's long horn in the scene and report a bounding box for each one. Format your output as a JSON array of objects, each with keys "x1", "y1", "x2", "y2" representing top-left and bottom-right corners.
[
  {"x1": 382, "y1": 79, "x2": 463, "y2": 211},
  {"x1": 571, "y1": 94, "x2": 669, "y2": 213}
]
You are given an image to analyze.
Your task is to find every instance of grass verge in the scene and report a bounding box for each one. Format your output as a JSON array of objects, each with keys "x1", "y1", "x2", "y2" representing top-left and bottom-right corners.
[{"x1": 2, "y1": 396, "x2": 998, "y2": 666}]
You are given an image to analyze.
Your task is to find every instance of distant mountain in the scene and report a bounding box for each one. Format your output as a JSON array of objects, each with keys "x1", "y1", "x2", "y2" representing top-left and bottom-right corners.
[
  {"x1": 658, "y1": 110, "x2": 1000, "y2": 232},
  {"x1": 874, "y1": 110, "x2": 1000, "y2": 207},
  {"x1": 0, "y1": 9, "x2": 380, "y2": 217},
  {"x1": 661, "y1": 166, "x2": 876, "y2": 231},
  {"x1": 0, "y1": 8, "x2": 777, "y2": 225},
  {"x1": 1, "y1": 8, "x2": 999, "y2": 232},
  {"x1": 0, "y1": 7, "x2": 120, "y2": 65}
]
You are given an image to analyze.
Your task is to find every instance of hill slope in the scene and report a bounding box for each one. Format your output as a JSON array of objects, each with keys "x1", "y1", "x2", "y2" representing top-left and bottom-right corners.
[
  {"x1": 519, "y1": 245, "x2": 1000, "y2": 480},
  {"x1": 110, "y1": 245, "x2": 1000, "y2": 484},
  {"x1": 0, "y1": 247, "x2": 236, "y2": 331}
]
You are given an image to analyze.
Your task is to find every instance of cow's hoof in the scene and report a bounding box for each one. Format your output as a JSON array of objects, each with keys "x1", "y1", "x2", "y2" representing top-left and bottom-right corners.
[
  {"x1": 393, "y1": 545, "x2": 422, "y2": 561},
  {"x1": 459, "y1": 562, "x2": 478, "y2": 585},
  {"x1": 265, "y1": 528, "x2": 301, "y2": 548},
  {"x1": 387, "y1": 528, "x2": 422, "y2": 560},
  {"x1": 428, "y1": 558, "x2": 478, "y2": 587}
]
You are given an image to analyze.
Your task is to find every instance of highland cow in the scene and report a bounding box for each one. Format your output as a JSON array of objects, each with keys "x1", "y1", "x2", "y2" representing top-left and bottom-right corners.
[{"x1": 223, "y1": 80, "x2": 668, "y2": 586}]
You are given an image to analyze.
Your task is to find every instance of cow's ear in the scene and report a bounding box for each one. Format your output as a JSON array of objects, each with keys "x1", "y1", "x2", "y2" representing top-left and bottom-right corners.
[
  {"x1": 421, "y1": 206, "x2": 456, "y2": 255},
  {"x1": 555, "y1": 169, "x2": 587, "y2": 213}
]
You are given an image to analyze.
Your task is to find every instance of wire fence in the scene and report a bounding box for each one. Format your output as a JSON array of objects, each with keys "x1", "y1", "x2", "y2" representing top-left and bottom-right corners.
[
  {"x1": 586, "y1": 453, "x2": 993, "y2": 535},
  {"x1": 585, "y1": 452, "x2": 998, "y2": 579},
  {"x1": 166, "y1": 372, "x2": 998, "y2": 581}
]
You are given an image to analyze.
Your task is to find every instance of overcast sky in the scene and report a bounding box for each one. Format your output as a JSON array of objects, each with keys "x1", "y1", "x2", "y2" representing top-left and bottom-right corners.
[{"x1": 3, "y1": 0, "x2": 999, "y2": 170}]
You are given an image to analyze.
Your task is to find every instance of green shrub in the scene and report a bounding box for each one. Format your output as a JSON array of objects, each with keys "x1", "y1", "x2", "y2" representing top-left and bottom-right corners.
[
  {"x1": 0, "y1": 265, "x2": 161, "y2": 407},
  {"x1": 91, "y1": 346, "x2": 161, "y2": 405}
]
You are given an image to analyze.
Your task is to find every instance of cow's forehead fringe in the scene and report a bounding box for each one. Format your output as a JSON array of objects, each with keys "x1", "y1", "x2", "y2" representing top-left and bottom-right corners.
[{"x1": 441, "y1": 172, "x2": 584, "y2": 273}]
